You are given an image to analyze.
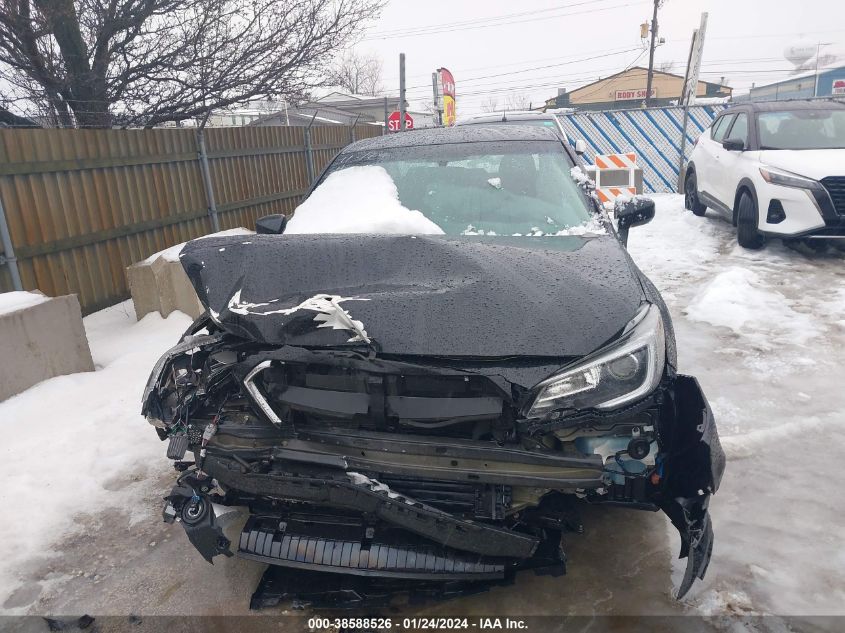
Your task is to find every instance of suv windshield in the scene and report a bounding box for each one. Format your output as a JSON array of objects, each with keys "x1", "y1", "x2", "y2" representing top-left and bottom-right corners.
[
  {"x1": 321, "y1": 140, "x2": 593, "y2": 236},
  {"x1": 758, "y1": 109, "x2": 845, "y2": 150}
]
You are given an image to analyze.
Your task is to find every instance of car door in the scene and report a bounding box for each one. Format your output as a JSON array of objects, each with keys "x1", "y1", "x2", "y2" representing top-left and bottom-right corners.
[
  {"x1": 712, "y1": 112, "x2": 750, "y2": 210},
  {"x1": 696, "y1": 113, "x2": 734, "y2": 198}
]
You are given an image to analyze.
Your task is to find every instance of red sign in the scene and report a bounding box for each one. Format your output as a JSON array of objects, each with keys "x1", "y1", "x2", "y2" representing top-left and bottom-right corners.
[
  {"x1": 833, "y1": 79, "x2": 845, "y2": 95},
  {"x1": 439, "y1": 68, "x2": 455, "y2": 98},
  {"x1": 614, "y1": 88, "x2": 657, "y2": 101},
  {"x1": 438, "y1": 68, "x2": 456, "y2": 126},
  {"x1": 387, "y1": 111, "x2": 414, "y2": 132}
]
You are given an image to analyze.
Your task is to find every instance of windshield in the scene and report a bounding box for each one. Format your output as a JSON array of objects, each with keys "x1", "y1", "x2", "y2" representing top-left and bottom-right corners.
[
  {"x1": 757, "y1": 109, "x2": 845, "y2": 150},
  {"x1": 319, "y1": 140, "x2": 594, "y2": 236}
]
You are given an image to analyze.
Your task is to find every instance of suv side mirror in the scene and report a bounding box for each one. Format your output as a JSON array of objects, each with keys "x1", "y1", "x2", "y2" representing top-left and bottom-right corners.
[
  {"x1": 574, "y1": 139, "x2": 587, "y2": 155},
  {"x1": 255, "y1": 214, "x2": 287, "y2": 235},
  {"x1": 722, "y1": 138, "x2": 744, "y2": 151}
]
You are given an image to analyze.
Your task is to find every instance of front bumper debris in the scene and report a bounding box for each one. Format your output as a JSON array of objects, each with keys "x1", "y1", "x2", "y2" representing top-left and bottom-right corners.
[{"x1": 146, "y1": 326, "x2": 724, "y2": 603}]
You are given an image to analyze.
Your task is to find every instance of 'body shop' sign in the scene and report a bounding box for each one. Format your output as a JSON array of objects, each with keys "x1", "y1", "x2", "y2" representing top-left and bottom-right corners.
[{"x1": 615, "y1": 88, "x2": 657, "y2": 101}]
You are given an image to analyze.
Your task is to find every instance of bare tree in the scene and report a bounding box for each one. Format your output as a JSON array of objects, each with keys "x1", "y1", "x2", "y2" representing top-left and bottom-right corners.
[
  {"x1": 505, "y1": 91, "x2": 531, "y2": 111},
  {"x1": 0, "y1": 0, "x2": 384, "y2": 127},
  {"x1": 479, "y1": 95, "x2": 499, "y2": 113},
  {"x1": 327, "y1": 50, "x2": 382, "y2": 96}
]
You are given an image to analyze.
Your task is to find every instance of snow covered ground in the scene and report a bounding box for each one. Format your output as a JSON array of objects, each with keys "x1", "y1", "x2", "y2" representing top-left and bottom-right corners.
[
  {"x1": 0, "y1": 194, "x2": 843, "y2": 621},
  {"x1": 628, "y1": 195, "x2": 845, "y2": 617},
  {"x1": 0, "y1": 304, "x2": 192, "y2": 612}
]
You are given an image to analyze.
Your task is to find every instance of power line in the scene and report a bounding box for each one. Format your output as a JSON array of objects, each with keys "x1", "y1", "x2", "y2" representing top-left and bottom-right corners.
[
  {"x1": 362, "y1": 1, "x2": 650, "y2": 41},
  {"x1": 364, "y1": 0, "x2": 620, "y2": 38}
]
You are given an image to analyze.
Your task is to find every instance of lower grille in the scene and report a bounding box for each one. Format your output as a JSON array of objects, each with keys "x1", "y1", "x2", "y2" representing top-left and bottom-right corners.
[
  {"x1": 238, "y1": 516, "x2": 506, "y2": 580},
  {"x1": 821, "y1": 176, "x2": 845, "y2": 215}
]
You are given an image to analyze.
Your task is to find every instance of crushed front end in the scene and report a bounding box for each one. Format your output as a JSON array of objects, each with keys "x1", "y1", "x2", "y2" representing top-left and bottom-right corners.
[{"x1": 143, "y1": 304, "x2": 724, "y2": 600}]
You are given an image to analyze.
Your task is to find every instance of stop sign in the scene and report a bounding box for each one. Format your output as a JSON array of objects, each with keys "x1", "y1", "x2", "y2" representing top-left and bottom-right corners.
[{"x1": 387, "y1": 111, "x2": 414, "y2": 132}]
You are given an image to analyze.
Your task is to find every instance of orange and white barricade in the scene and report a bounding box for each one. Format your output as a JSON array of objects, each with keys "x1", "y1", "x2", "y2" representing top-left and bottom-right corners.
[{"x1": 594, "y1": 153, "x2": 637, "y2": 209}]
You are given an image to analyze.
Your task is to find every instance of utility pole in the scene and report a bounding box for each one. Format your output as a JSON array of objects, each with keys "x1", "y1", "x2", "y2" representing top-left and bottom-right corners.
[
  {"x1": 676, "y1": 12, "x2": 708, "y2": 192},
  {"x1": 644, "y1": 0, "x2": 660, "y2": 107},
  {"x1": 814, "y1": 42, "x2": 830, "y2": 97},
  {"x1": 383, "y1": 96, "x2": 388, "y2": 135},
  {"x1": 399, "y1": 53, "x2": 406, "y2": 132},
  {"x1": 432, "y1": 72, "x2": 441, "y2": 126}
]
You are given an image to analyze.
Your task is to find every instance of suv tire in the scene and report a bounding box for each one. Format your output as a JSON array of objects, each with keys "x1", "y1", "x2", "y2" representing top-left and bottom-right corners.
[
  {"x1": 684, "y1": 171, "x2": 707, "y2": 217},
  {"x1": 736, "y1": 191, "x2": 765, "y2": 249}
]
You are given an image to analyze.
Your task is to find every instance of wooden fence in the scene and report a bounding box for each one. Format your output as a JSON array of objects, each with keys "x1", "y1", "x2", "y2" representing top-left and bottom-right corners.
[{"x1": 0, "y1": 124, "x2": 381, "y2": 313}]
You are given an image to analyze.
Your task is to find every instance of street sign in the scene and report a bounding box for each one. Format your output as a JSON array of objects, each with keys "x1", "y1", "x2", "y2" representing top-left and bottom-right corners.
[
  {"x1": 387, "y1": 111, "x2": 414, "y2": 132},
  {"x1": 682, "y1": 12, "x2": 708, "y2": 107}
]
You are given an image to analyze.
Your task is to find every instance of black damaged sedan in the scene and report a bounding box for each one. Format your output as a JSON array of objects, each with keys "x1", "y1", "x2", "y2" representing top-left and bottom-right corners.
[{"x1": 142, "y1": 125, "x2": 724, "y2": 602}]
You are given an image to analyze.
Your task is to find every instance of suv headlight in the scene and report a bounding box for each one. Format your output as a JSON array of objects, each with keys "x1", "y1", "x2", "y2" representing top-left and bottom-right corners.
[
  {"x1": 526, "y1": 304, "x2": 665, "y2": 417},
  {"x1": 759, "y1": 166, "x2": 822, "y2": 191}
]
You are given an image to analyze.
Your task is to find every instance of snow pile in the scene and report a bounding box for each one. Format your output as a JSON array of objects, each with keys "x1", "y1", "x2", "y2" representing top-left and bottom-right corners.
[
  {"x1": 685, "y1": 266, "x2": 819, "y2": 347},
  {"x1": 141, "y1": 227, "x2": 253, "y2": 264},
  {"x1": 553, "y1": 217, "x2": 607, "y2": 236},
  {"x1": 569, "y1": 165, "x2": 592, "y2": 188},
  {"x1": 0, "y1": 302, "x2": 191, "y2": 610},
  {"x1": 0, "y1": 291, "x2": 48, "y2": 316},
  {"x1": 629, "y1": 194, "x2": 845, "y2": 616},
  {"x1": 286, "y1": 166, "x2": 444, "y2": 235}
]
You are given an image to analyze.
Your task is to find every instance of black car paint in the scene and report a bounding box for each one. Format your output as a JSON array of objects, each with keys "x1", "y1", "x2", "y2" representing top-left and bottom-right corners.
[
  {"x1": 144, "y1": 124, "x2": 723, "y2": 604},
  {"x1": 181, "y1": 233, "x2": 643, "y2": 364}
]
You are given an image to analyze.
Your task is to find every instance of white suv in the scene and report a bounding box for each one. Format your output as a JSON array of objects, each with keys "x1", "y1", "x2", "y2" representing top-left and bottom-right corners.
[{"x1": 684, "y1": 101, "x2": 845, "y2": 249}]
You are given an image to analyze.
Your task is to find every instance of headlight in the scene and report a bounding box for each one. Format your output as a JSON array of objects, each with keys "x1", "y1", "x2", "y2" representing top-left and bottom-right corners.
[
  {"x1": 526, "y1": 304, "x2": 665, "y2": 417},
  {"x1": 759, "y1": 166, "x2": 822, "y2": 190}
]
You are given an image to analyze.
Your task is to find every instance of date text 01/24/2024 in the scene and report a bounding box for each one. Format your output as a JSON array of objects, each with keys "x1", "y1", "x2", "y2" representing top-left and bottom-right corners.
[{"x1": 307, "y1": 617, "x2": 529, "y2": 630}]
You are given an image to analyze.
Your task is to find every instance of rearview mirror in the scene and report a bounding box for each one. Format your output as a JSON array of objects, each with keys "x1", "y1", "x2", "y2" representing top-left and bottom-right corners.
[
  {"x1": 574, "y1": 139, "x2": 587, "y2": 155},
  {"x1": 722, "y1": 138, "x2": 744, "y2": 152},
  {"x1": 255, "y1": 214, "x2": 287, "y2": 235}
]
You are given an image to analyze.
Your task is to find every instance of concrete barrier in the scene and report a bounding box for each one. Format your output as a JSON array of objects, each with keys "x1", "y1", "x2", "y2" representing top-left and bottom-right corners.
[
  {"x1": 127, "y1": 257, "x2": 203, "y2": 321},
  {"x1": 127, "y1": 228, "x2": 252, "y2": 321},
  {"x1": 0, "y1": 292, "x2": 94, "y2": 401}
]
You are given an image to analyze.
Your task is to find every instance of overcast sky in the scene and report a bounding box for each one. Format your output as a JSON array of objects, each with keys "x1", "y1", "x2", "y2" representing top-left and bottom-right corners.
[{"x1": 356, "y1": 0, "x2": 845, "y2": 114}]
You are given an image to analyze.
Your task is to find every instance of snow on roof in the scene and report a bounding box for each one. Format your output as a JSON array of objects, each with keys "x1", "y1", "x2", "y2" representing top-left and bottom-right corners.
[
  {"x1": 285, "y1": 166, "x2": 444, "y2": 235},
  {"x1": 140, "y1": 227, "x2": 254, "y2": 264},
  {"x1": 0, "y1": 290, "x2": 49, "y2": 315}
]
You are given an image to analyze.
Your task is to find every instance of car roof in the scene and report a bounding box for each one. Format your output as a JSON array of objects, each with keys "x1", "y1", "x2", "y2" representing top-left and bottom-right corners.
[
  {"x1": 725, "y1": 99, "x2": 845, "y2": 113},
  {"x1": 344, "y1": 124, "x2": 563, "y2": 152}
]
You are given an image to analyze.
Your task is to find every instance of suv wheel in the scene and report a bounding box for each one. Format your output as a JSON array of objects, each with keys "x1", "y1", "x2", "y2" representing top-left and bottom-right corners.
[
  {"x1": 736, "y1": 191, "x2": 765, "y2": 249},
  {"x1": 684, "y1": 171, "x2": 707, "y2": 217}
]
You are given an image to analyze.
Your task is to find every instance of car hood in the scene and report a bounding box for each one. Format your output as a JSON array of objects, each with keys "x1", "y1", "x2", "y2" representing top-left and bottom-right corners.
[
  {"x1": 759, "y1": 149, "x2": 845, "y2": 180},
  {"x1": 180, "y1": 233, "x2": 645, "y2": 359}
]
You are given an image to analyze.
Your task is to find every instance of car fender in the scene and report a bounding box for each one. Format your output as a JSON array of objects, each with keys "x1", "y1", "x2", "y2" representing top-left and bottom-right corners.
[{"x1": 733, "y1": 177, "x2": 759, "y2": 227}]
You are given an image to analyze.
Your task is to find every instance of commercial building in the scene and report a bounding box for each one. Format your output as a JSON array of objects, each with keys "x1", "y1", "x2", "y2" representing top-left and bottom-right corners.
[
  {"x1": 742, "y1": 64, "x2": 845, "y2": 101},
  {"x1": 545, "y1": 67, "x2": 732, "y2": 111}
]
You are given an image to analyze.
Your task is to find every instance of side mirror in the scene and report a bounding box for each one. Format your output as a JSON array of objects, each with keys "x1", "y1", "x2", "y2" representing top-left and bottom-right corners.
[
  {"x1": 722, "y1": 138, "x2": 744, "y2": 152},
  {"x1": 574, "y1": 139, "x2": 587, "y2": 155},
  {"x1": 615, "y1": 197, "x2": 655, "y2": 231},
  {"x1": 255, "y1": 214, "x2": 287, "y2": 235}
]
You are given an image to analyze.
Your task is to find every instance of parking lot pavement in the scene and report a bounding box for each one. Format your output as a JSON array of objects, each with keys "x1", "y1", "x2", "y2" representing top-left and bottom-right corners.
[{"x1": 4, "y1": 195, "x2": 845, "y2": 622}]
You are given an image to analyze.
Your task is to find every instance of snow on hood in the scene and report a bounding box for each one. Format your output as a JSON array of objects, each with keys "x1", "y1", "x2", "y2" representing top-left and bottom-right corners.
[
  {"x1": 759, "y1": 149, "x2": 844, "y2": 181},
  {"x1": 286, "y1": 166, "x2": 445, "y2": 235},
  {"x1": 140, "y1": 227, "x2": 253, "y2": 264}
]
